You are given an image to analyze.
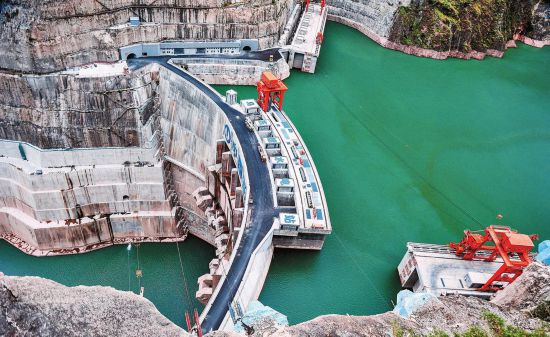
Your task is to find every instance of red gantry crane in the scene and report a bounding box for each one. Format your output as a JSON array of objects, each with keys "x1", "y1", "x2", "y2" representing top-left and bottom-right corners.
[
  {"x1": 450, "y1": 225, "x2": 538, "y2": 292},
  {"x1": 257, "y1": 71, "x2": 288, "y2": 112}
]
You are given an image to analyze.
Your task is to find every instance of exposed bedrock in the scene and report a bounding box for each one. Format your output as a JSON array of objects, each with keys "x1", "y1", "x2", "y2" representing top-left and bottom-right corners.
[
  {"x1": 0, "y1": 0, "x2": 294, "y2": 73},
  {"x1": 0, "y1": 66, "x2": 156, "y2": 149},
  {"x1": 389, "y1": 0, "x2": 549, "y2": 53},
  {"x1": 328, "y1": 0, "x2": 549, "y2": 59},
  {"x1": 0, "y1": 273, "x2": 190, "y2": 337},
  {"x1": 2, "y1": 264, "x2": 548, "y2": 336}
]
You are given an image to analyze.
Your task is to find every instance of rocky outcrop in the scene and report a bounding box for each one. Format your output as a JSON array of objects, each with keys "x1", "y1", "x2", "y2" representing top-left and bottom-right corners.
[
  {"x1": 211, "y1": 263, "x2": 550, "y2": 337},
  {"x1": 0, "y1": 272, "x2": 189, "y2": 337},
  {"x1": 2, "y1": 264, "x2": 549, "y2": 337},
  {"x1": 0, "y1": 0, "x2": 294, "y2": 73},
  {"x1": 328, "y1": 0, "x2": 549, "y2": 60},
  {"x1": 493, "y1": 262, "x2": 550, "y2": 319},
  {"x1": 389, "y1": 0, "x2": 547, "y2": 54},
  {"x1": 0, "y1": 64, "x2": 156, "y2": 149}
]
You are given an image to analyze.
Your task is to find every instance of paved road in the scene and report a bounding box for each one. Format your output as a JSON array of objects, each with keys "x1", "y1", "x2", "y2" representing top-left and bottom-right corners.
[{"x1": 129, "y1": 57, "x2": 280, "y2": 332}]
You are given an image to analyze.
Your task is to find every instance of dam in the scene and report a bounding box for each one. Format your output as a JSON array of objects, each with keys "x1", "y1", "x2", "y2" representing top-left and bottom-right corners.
[
  {"x1": 0, "y1": 3, "x2": 333, "y2": 332},
  {"x1": 4, "y1": 0, "x2": 544, "y2": 334}
]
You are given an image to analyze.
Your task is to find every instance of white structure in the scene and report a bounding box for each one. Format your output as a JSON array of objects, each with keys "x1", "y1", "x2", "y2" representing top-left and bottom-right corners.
[
  {"x1": 398, "y1": 242, "x2": 506, "y2": 298},
  {"x1": 287, "y1": 4, "x2": 328, "y2": 73}
]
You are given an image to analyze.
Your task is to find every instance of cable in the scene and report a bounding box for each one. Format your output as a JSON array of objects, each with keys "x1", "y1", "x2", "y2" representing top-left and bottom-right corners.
[
  {"x1": 317, "y1": 77, "x2": 483, "y2": 226},
  {"x1": 176, "y1": 241, "x2": 194, "y2": 312},
  {"x1": 333, "y1": 232, "x2": 392, "y2": 310}
]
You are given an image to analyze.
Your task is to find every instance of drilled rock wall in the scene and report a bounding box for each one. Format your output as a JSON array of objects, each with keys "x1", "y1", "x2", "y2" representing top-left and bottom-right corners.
[
  {"x1": 0, "y1": 66, "x2": 156, "y2": 149},
  {"x1": 0, "y1": 0, "x2": 294, "y2": 73}
]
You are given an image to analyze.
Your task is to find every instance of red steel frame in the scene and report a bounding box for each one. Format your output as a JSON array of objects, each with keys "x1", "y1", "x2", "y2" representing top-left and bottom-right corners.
[
  {"x1": 257, "y1": 71, "x2": 288, "y2": 112},
  {"x1": 450, "y1": 225, "x2": 537, "y2": 291}
]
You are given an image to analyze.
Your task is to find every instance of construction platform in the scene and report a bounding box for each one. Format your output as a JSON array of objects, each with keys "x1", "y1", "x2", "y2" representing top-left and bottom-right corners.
[
  {"x1": 398, "y1": 243, "x2": 508, "y2": 298},
  {"x1": 286, "y1": 3, "x2": 327, "y2": 73}
]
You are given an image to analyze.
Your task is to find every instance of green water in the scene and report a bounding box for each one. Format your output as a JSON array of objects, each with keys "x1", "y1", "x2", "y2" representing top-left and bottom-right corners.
[
  {"x1": 217, "y1": 22, "x2": 550, "y2": 323},
  {"x1": 1, "y1": 21, "x2": 549, "y2": 326},
  {"x1": 0, "y1": 237, "x2": 214, "y2": 326}
]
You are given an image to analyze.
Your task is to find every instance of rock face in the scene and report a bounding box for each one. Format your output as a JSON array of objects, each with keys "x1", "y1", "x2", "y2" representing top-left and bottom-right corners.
[
  {"x1": 327, "y1": 0, "x2": 549, "y2": 59},
  {"x1": 0, "y1": 0, "x2": 294, "y2": 73},
  {"x1": 493, "y1": 262, "x2": 550, "y2": 315},
  {"x1": 389, "y1": 0, "x2": 546, "y2": 53},
  {"x1": 211, "y1": 263, "x2": 550, "y2": 337},
  {"x1": 1, "y1": 264, "x2": 549, "y2": 337},
  {"x1": 0, "y1": 66, "x2": 155, "y2": 149},
  {"x1": 0, "y1": 273, "x2": 189, "y2": 337}
]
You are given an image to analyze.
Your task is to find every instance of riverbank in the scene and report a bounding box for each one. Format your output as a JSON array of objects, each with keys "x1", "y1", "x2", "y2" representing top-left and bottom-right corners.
[{"x1": 327, "y1": 14, "x2": 549, "y2": 61}]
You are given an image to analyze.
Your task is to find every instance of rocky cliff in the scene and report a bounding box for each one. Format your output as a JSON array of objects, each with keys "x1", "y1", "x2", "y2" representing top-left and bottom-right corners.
[
  {"x1": 0, "y1": 0, "x2": 293, "y2": 73},
  {"x1": 0, "y1": 64, "x2": 157, "y2": 148},
  {"x1": 389, "y1": 0, "x2": 549, "y2": 53},
  {"x1": 328, "y1": 0, "x2": 549, "y2": 59},
  {"x1": 0, "y1": 272, "x2": 189, "y2": 337},
  {"x1": 2, "y1": 263, "x2": 549, "y2": 336}
]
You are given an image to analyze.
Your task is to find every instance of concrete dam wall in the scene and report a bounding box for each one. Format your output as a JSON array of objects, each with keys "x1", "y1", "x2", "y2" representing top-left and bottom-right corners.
[
  {"x1": 158, "y1": 66, "x2": 229, "y2": 245},
  {"x1": 0, "y1": 0, "x2": 294, "y2": 73},
  {"x1": 0, "y1": 61, "x2": 242, "y2": 254}
]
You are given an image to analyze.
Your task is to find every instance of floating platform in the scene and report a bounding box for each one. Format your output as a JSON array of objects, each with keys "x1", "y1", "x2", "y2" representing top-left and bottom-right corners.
[{"x1": 398, "y1": 242, "x2": 507, "y2": 298}]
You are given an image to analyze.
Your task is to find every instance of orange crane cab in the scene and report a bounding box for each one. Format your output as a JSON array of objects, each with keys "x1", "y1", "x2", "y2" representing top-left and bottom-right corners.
[{"x1": 450, "y1": 225, "x2": 538, "y2": 291}]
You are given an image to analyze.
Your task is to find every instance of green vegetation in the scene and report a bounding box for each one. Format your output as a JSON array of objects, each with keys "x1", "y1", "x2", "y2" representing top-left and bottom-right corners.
[
  {"x1": 532, "y1": 301, "x2": 550, "y2": 322},
  {"x1": 390, "y1": 0, "x2": 535, "y2": 53},
  {"x1": 391, "y1": 311, "x2": 549, "y2": 337},
  {"x1": 392, "y1": 320, "x2": 405, "y2": 337}
]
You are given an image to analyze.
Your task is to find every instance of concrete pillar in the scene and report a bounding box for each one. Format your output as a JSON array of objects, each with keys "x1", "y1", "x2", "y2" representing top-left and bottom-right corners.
[
  {"x1": 230, "y1": 168, "x2": 240, "y2": 197},
  {"x1": 216, "y1": 140, "x2": 225, "y2": 164},
  {"x1": 221, "y1": 152, "x2": 233, "y2": 178},
  {"x1": 288, "y1": 51, "x2": 296, "y2": 69},
  {"x1": 235, "y1": 187, "x2": 244, "y2": 209},
  {"x1": 232, "y1": 208, "x2": 244, "y2": 229}
]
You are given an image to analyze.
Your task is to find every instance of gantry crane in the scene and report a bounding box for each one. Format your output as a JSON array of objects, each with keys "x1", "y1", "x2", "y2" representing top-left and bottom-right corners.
[
  {"x1": 450, "y1": 225, "x2": 538, "y2": 291},
  {"x1": 256, "y1": 71, "x2": 288, "y2": 112}
]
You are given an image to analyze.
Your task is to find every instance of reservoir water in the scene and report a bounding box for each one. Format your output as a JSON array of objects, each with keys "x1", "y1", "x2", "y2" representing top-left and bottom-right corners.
[{"x1": 1, "y1": 21, "x2": 550, "y2": 327}]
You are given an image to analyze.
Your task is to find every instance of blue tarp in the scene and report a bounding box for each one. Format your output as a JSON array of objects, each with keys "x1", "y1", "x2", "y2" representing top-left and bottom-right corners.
[
  {"x1": 536, "y1": 240, "x2": 550, "y2": 265},
  {"x1": 392, "y1": 290, "x2": 437, "y2": 318},
  {"x1": 233, "y1": 301, "x2": 288, "y2": 333}
]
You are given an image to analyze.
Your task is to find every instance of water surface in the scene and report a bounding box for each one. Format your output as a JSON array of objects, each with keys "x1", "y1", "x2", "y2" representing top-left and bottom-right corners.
[
  {"x1": 2, "y1": 21, "x2": 549, "y2": 326},
  {"x1": 217, "y1": 22, "x2": 550, "y2": 323}
]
